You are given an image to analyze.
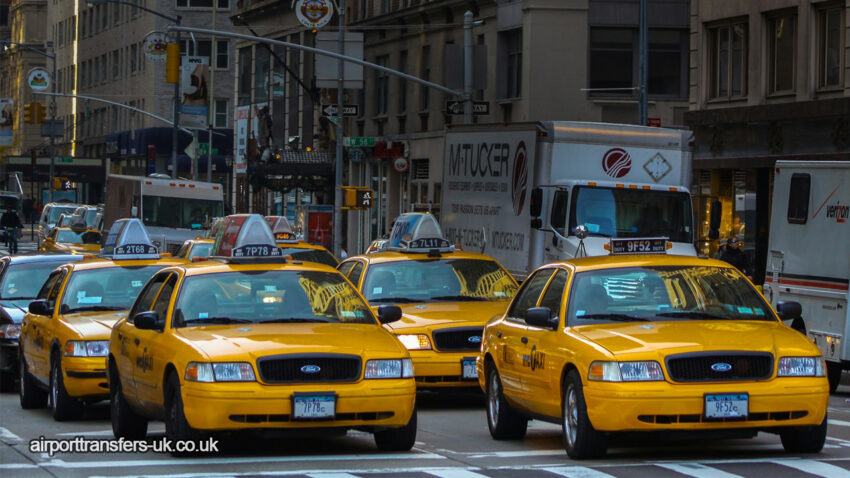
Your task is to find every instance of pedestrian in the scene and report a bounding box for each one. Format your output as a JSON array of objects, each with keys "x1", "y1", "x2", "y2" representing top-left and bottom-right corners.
[
  {"x1": 22, "y1": 196, "x2": 34, "y2": 224},
  {"x1": 719, "y1": 236, "x2": 749, "y2": 276},
  {"x1": 713, "y1": 238, "x2": 727, "y2": 259},
  {"x1": 0, "y1": 208, "x2": 24, "y2": 254}
]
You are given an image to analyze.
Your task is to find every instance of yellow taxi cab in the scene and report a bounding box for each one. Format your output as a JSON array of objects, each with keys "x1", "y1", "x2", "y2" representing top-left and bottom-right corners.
[
  {"x1": 365, "y1": 238, "x2": 389, "y2": 254},
  {"x1": 478, "y1": 236, "x2": 829, "y2": 458},
  {"x1": 40, "y1": 227, "x2": 103, "y2": 254},
  {"x1": 108, "y1": 214, "x2": 417, "y2": 452},
  {"x1": 340, "y1": 213, "x2": 518, "y2": 389},
  {"x1": 265, "y1": 215, "x2": 340, "y2": 267},
  {"x1": 175, "y1": 237, "x2": 215, "y2": 261},
  {"x1": 19, "y1": 219, "x2": 186, "y2": 421}
]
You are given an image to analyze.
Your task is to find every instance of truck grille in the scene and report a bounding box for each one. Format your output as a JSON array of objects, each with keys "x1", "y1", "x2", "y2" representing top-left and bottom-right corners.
[
  {"x1": 666, "y1": 352, "x2": 773, "y2": 382},
  {"x1": 257, "y1": 354, "x2": 361, "y2": 383},
  {"x1": 432, "y1": 327, "x2": 484, "y2": 352}
]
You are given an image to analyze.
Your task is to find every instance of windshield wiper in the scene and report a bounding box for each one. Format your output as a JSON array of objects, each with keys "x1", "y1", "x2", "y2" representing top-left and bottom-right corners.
[
  {"x1": 64, "y1": 306, "x2": 126, "y2": 313},
  {"x1": 184, "y1": 317, "x2": 252, "y2": 325},
  {"x1": 577, "y1": 313, "x2": 648, "y2": 322},
  {"x1": 368, "y1": 297, "x2": 422, "y2": 303},
  {"x1": 430, "y1": 295, "x2": 488, "y2": 302},
  {"x1": 655, "y1": 311, "x2": 730, "y2": 320},
  {"x1": 0, "y1": 297, "x2": 36, "y2": 301},
  {"x1": 259, "y1": 318, "x2": 331, "y2": 323}
]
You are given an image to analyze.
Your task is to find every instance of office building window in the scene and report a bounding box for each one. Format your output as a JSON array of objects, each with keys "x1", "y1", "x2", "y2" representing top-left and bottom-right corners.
[
  {"x1": 214, "y1": 99, "x2": 228, "y2": 128},
  {"x1": 768, "y1": 13, "x2": 796, "y2": 94},
  {"x1": 399, "y1": 50, "x2": 408, "y2": 113},
  {"x1": 498, "y1": 29, "x2": 522, "y2": 99},
  {"x1": 238, "y1": 47, "x2": 251, "y2": 105},
  {"x1": 112, "y1": 50, "x2": 120, "y2": 79},
  {"x1": 101, "y1": 53, "x2": 107, "y2": 82},
  {"x1": 709, "y1": 22, "x2": 747, "y2": 99},
  {"x1": 375, "y1": 55, "x2": 389, "y2": 115},
  {"x1": 216, "y1": 40, "x2": 228, "y2": 69},
  {"x1": 177, "y1": 0, "x2": 229, "y2": 7},
  {"x1": 101, "y1": 3, "x2": 108, "y2": 29},
  {"x1": 181, "y1": 39, "x2": 213, "y2": 62},
  {"x1": 419, "y1": 45, "x2": 430, "y2": 111},
  {"x1": 0, "y1": 6, "x2": 8, "y2": 26},
  {"x1": 255, "y1": 47, "x2": 270, "y2": 103},
  {"x1": 818, "y1": 5, "x2": 843, "y2": 89},
  {"x1": 81, "y1": 11, "x2": 86, "y2": 38},
  {"x1": 130, "y1": 44, "x2": 137, "y2": 73},
  {"x1": 113, "y1": 3, "x2": 120, "y2": 24}
]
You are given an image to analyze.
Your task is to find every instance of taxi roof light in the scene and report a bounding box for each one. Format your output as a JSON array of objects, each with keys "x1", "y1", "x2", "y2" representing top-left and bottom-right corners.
[
  {"x1": 387, "y1": 213, "x2": 456, "y2": 255},
  {"x1": 210, "y1": 214, "x2": 288, "y2": 263},
  {"x1": 265, "y1": 216, "x2": 299, "y2": 244},
  {"x1": 100, "y1": 218, "x2": 159, "y2": 260}
]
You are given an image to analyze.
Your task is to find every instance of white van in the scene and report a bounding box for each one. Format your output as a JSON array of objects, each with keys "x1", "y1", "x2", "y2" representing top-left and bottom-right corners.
[{"x1": 763, "y1": 160, "x2": 850, "y2": 392}]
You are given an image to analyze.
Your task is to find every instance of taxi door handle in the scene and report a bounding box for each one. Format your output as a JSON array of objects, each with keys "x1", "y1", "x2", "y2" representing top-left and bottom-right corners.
[
  {"x1": 521, "y1": 337, "x2": 528, "y2": 344},
  {"x1": 117, "y1": 333, "x2": 122, "y2": 340},
  {"x1": 496, "y1": 331, "x2": 502, "y2": 338},
  {"x1": 134, "y1": 338, "x2": 140, "y2": 346}
]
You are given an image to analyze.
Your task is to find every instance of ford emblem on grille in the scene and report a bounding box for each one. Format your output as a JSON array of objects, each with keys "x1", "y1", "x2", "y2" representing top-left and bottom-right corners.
[
  {"x1": 711, "y1": 362, "x2": 732, "y2": 372},
  {"x1": 300, "y1": 364, "x2": 321, "y2": 374},
  {"x1": 468, "y1": 335, "x2": 482, "y2": 344}
]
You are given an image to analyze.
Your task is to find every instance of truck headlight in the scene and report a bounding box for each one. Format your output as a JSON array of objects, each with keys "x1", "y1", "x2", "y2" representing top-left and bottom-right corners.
[
  {"x1": 588, "y1": 361, "x2": 665, "y2": 382},
  {"x1": 185, "y1": 362, "x2": 256, "y2": 382},
  {"x1": 396, "y1": 334, "x2": 432, "y2": 350},
  {"x1": 0, "y1": 323, "x2": 21, "y2": 340},
  {"x1": 64, "y1": 340, "x2": 109, "y2": 357},
  {"x1": 777, "y1": 357, "x2": 826, "y2": 377},
  {"x1": 364, "y1": 358, "x2": 414, "y2": 379}
]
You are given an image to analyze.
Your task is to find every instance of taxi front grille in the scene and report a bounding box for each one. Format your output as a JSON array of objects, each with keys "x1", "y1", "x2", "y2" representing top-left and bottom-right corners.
[
  {"x1": 638, "y1": 411, "x2": 807, "y2": 424},
  {"x1": 257, "y1": 354, "x2": 361, "y2": 383},
  {"x1": 229, "y1": 411, "x2": 394, "y2": 423},
  {"x1": 666, "y1": 352, "x2": 773, "y2": 382},
  {"x1": 433, "y1": 327, "x2": 484, "y2": 351}
]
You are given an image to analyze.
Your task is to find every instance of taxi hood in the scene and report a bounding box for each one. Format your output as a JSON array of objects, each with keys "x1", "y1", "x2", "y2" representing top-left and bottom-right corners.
[
  {"x1": 175, "y1": 323, "x2": 407, "y2": 360},
  {"x1": 575, "y1": 320, "x2": 818, "y2": 358},
  {"x1": 62, "y1": 310, "x2": 128, "y2": 339},
  {"x1": 383, "y1": 301, "x2": 509, "y2": 331}
]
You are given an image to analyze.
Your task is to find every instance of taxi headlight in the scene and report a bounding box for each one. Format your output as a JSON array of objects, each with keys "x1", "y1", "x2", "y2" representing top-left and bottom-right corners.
[
  {"x1": 588, "y1": 360, "x2": 664, "y2": 382},
  {"x1": 63, "y1": 340, "x2": 109, "y2": 357},
  {"x1": 185, "y1": 362, "x2": 256, "y2": 382},
  {"x1": 0, "y1": 323, "x2": 21, "y2": 340},
  {"x1": 777, "y1": 357, "x2": 826, "y2": 377},
  {"x1": 396, "y1": 334, "x2": 432, "y2": 350},
  {"x1": 365, "y1": 358, "x2": 414, "y2": 379}
]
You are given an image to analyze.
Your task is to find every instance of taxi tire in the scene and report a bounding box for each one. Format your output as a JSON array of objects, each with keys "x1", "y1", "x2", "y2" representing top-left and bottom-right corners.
[
  {"x1": 486, "y1": 366, "x2": 528, "y2": 440},
  {"x1": 374, "y1": 407, "x2": 417, "y2": 451},
  {"x1": 50, "y1": 358, "x2": 84, "y2": 421},
  {"x1": 562, "y1": 370, "x2": 607, "y2": 459},
  {"x1": 165, "y1": 373, "x2": 201, "y2": 455},
  {"x1": 109, "y1": 362, "x2": 148, "y2": 440},
  {"x1": 780, "y1": 415, "x2": 827, "y2": 454},
  {"x1": 19, "y1": 356, "x2": 47, "y2": 409}
]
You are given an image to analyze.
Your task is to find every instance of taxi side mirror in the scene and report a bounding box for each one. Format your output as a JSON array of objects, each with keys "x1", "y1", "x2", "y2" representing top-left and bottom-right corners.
[
  {"x1": 776, "y1": 301, "x2": 802, "y2": 321},
  {"x1": 28, "y1": 300, "x2": 53, "y2": 316},
  {"x1": 134, "y1": 311, "x2": 162, "y2": 331},
  {"x1": 525, "y1": 307, "x2": 558, "y2": 330},
  {"x1": 377, "y1": 305, "x2": 402, "y2": 324}
]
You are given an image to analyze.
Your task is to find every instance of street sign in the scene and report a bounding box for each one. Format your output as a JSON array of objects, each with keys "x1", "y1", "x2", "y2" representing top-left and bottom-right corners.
[
  {"x1": 445, "y1": 100, "x2": 490, "y2": 116},
  {"x1": 198, "y1": 143, "x2": 219, "y2": 155},
  {"x1": 322, "y1": 104, "x2": 359, "y2": 117},
  {"x1": 344, "y1": 136, "x2": 375, "y2": 147},
  {"x1": 57, "y1": 156, "x2": 73, "y2": 163},
  {"x1": 348, "y1": 147, "x2": 365, "y2": 163}
]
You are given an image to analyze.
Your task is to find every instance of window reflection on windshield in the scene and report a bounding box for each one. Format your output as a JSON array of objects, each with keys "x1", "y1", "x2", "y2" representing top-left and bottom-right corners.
[
  {"x1": 172, "y1": 270, "x2": 375, "y2": 327},
  {"x1": 362, "y1": 259, "x2": 518, "y2": 302},
  {"x1": 60, "y1": 266, "x2": 164, "y2": 313},
  {"x1": 0, "y1": 262, "x2": 67, "y2": 299},
  {"x1": 568, "y1": 266, "x2": 775, "y2": 325}
]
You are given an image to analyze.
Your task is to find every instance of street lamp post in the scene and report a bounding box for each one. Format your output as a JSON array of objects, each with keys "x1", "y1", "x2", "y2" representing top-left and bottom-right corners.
[{"x1": 87, "y1": 0, "x2": 181, "y2": 177}]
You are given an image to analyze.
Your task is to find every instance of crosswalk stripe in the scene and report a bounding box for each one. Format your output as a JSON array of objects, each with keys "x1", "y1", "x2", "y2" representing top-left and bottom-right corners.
[
  {"x1": 307, "y1": 473, "x2": 361, "y2": 478},
  {"x1": 542, "y1": 466, "x2": 617, "y2": 478},
  {"x1": 772, "y1": 459, "x2": 850, "y2": 477},
  {"x1": 425, "y1": 470, "x2": 490, "y2": 478},
  {"x1": 830, "y1": 419, "x2": 850, "y2": 427},
  {"x1": 656, "y1": 463, "x2": 743, "y2": 478}
]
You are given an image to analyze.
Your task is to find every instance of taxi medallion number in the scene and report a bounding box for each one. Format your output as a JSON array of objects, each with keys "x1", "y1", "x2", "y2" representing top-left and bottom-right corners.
[
  {"x1": 462, "y1": 358, "x2": 478, "y2": 380},
  {"x1": 610, "y1": 238, "x2": 668, "y2": 254},
  {"x1": 115, "y1": 244, "x2": 158, "y2": 255},
  {"x1": 293, "y1": 394, "x2": 336, "y2": 420},
  {"x1": 705, "y1": 393, "x2": 748, "y2": 419}
]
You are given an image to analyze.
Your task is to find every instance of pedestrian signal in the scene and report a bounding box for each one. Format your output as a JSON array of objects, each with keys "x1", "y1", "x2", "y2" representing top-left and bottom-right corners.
[{"x1": 342, "y1": 187, "x2": 374, "y2": 210}]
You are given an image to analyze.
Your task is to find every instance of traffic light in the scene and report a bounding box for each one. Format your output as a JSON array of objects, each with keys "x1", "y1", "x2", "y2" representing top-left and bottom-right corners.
[
  {"x1": 36, "y1": 103, "x2": 46, "y2": 123},
  {"x1": 23, "y1": 102, "x2": 34, "y2": 123},
  {"x1": 342, "y1": 187, "x2": 374, "y2": 209}
]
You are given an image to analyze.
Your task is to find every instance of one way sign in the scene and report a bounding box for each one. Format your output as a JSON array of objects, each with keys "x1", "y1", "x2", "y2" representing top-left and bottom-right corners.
[
  {"x1": 322, "y1": 104, "x2": 359, "y2": 117},
  {"x1": 445, "y1": 100, "x2": 490, "y2": 116}
]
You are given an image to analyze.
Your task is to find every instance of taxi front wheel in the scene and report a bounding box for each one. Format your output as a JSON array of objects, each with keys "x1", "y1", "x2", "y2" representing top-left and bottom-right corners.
[
  {"x1": 374, "y1": 407, "x2": 417, "y2": 451},
  {"x1": 780, "y1": 415, "x2": 827, "y2": 454},
  {"x1": 486, "y1": 365, "x2": 527, "y2": 440},
  {"x1": 165, "y1": 372, "x2": 201, "y2": 453},
  {"x1": 19, "y1": 356, "x2": 47, "y2": 409},
  {"x1": 562, "y1": 370, "x2": 607, "y2": 459},
  {"x1": 109, "y1": 362, "x2": 148, "y2": 440},
  {"x1": 51, "y1": 358, "x2": 84, "y2": 421}
]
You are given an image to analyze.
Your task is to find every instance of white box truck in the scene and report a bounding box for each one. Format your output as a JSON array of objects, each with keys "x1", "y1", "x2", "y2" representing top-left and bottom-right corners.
[
  {"x1": 441, "y1": 122, "x2": 696, "y2": 279},
  {"x1": 763, "y1": 160, "x2": 850, "y2": 392}
]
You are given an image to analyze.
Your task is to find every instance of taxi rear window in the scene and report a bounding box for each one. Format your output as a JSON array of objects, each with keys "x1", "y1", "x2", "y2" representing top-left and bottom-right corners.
[{"x1": 278, "y1": 248, "x2": 339, "y2": 267}]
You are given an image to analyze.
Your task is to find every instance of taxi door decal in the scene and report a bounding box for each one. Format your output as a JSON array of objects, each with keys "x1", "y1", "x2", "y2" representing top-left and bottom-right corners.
[{"x1": 521, "y1": 345, "x2": 546, "y2": 372}]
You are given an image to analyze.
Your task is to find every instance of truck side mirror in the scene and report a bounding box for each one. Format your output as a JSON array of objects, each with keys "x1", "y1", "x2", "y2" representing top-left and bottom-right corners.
[
  {"x1": 530, "y1": 188, "x2": 542, "y2": 217},
  {"x1": 776, "y1": 301, "x2": 802, "y2": 321},
  {"x1": 708, "y1": 200, "x2": 721, "y2": 240}
]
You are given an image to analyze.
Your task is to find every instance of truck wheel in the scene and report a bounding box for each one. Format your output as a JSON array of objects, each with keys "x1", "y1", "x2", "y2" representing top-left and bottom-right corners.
[
  {"x1": 486, "y1": 365, "x2": 527, "y2": 440},
  {"x1": 780, "y1": 415, "x2": 827, "y2": 453},
  {"x1": 110, "y1": 362, "x2": 147, "y2": 439},
  {"x1": 374, "y1": 407, "x2": 417, "y2": 451},
  {"x1": 50, "y1": 358, "x2": 84, "y2": 421},
  {"x1": 19, "y1": 356, "x2": 47, "y2": 409},
  {"x1": 562, "y1": 370, "x2": 607, "y2": 459},
  {"x1": 827, "y1": 363, "x2": 843, "y2": 393}
]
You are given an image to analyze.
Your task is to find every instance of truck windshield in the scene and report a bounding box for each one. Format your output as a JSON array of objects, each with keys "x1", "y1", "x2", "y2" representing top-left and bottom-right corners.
[
  {"x1": 142, "y1": 196, "x2": 224, "y2": 230},
  {"x1": 48, "y1": 205, "x2": 77, "y2": 223},
  {"x1": 567, "y1": 186, "x2": 692, "y2": 243}
]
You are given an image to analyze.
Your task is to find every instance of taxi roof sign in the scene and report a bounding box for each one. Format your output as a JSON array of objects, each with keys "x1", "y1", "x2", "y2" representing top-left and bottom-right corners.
[
  {"x1": 101, "y1": 218, "x2": 160, "y2": 260},
  {"x1": 265, "y1": 216, "x2": 298, "y2": 244},
  {"x1": 212, "y1": 214, "x2": 284, "y2": 259},
  {"x1": 387, "y1": 213, "x2": 454, "y2": 254},
  {"x1": 607, "y1": 237, "x2": 670, "y2": 255}
]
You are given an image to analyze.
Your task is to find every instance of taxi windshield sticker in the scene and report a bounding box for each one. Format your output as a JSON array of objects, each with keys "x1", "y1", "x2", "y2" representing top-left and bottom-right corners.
[
  {"x1": 264, "y1": 285, "x2": 277, "y2": 292},
  {"x1": 737, "y1": 306, "x2": 754, "y2": 314},
  {"x1": 78, "y1": 296, "x2": 103, "y2": 304},
  {"x1": 131, "y1": 280, "x2": 143, "y2": 287},
  {"x1": 754, "y1": 308, "x2": 765, "y2": 315}
]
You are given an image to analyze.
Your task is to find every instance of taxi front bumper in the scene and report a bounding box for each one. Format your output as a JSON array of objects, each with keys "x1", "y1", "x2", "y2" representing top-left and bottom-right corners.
[
  {"x1": 408, "y1": 349, "x2": 480, "y2": 388},
  {"x1": 182, "y1": 378, "x2": 416, "y2": 431},
  {"x1": 584, "y1": 378, "x2": 829, "y2": 432},
  {"x1": 62, "y1": 356, "x2": 109, "y2": 399}
]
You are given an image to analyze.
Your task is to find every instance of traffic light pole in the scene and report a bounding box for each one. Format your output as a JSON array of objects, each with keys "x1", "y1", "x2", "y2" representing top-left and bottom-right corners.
[{"x1": 49, "y1": 54, "x2": 56, "y2": 203}]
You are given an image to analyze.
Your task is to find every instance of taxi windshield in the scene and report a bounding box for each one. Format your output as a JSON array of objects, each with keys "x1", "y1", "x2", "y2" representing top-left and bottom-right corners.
[
  {"x1": 56, "y1": 229, "x2": 101, "y2": 244},
  {"x1": 186, "y1": 242, "x2": 213, "y2": 260},
  {"x1": 567, "y1": 265, "x2": 776, "y2": 325},
  {"x1": 60, "y1": 265, "x2": 164, "y2": 313},
  {"x1": 277, "y1": 248, "x2": 339, "y2": 267},
  {"x1": 0, "y1": 262, "x2": 68, "y2": 300},
  {"x1": 362, "y1": 259, "x2": 518, "y2": 303},
  {"x1": 172, "y1": 270, "x2": 376, "y2": 327}
]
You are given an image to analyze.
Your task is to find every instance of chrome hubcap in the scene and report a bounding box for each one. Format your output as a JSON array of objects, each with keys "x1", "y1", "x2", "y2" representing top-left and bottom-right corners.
[
  {"x1": 565, "y1": 385, "x2": 578, "y2": 447},
  {"x1": 51, "y1": 365, "x2": 58, "y2": 411},
  {"x1": 488, "y1": 373, "x2": 500, "y2": 426}
]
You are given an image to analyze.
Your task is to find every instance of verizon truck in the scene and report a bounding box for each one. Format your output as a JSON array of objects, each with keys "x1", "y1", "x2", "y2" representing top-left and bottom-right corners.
[
  {"x1": 104, "y1": 174, "x2": 224, "y2": 254},
  {"x1": 442, "y1": 122, "x2": 695, "y2": 279},
  {"x1": 763, "y1": 161, "x2": 850, "y2": 392}
]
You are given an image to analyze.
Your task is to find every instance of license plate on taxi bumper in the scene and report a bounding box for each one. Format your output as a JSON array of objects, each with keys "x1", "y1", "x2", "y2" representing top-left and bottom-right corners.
[
  {"x1": 462, "y1": 357, "x2": 478, "y2": 380},
  {"x1": 705, "y1": 393, "x2": 748, "y2": 419},
  {"x1": 292, "y1": 393, "x2": 336, "y2": 420}
]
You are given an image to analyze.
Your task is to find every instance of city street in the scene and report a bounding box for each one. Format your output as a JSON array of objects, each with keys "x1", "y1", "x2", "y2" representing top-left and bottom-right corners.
[{"x1": 2, "y1": 386, "x2": 850, "y2": 478}]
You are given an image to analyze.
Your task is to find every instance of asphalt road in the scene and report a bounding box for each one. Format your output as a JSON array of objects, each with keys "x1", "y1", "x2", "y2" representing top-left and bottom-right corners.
[{"x1": 3, "y1": 381, "x2": 850, "y2": 478}]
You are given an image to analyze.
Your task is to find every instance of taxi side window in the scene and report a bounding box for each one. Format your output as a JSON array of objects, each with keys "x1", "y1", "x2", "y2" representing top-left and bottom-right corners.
[
  {"x1": 175, "y1": 243, "x2": 190, "y2": 259},
  {"x1": 348, "y1": 262, "x2": 365, "y2": 286},
  {"x1": 128, "y1": 273, "x2": 168, "y2": 323},
  {"x1": 152, "y1": 274, "x2": 177, "y2": 320},
  {"x1": 507, "y1": 269, "x2": 555, "y2": 322},
  {"x1": 537, "y1": 269, "x2": 569, "y2": 320},
  {"x1": 338, "y1": 261, "x2": 355, "y2": 276},
  {"x1": 37, "y1": 270, "x2": 63, "y2": 301},
  {"x1": 45, "y1": 270, "x2": 68, "y2": 308}
]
